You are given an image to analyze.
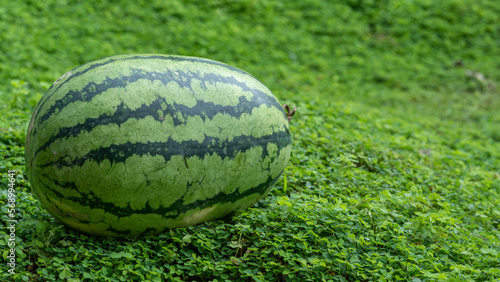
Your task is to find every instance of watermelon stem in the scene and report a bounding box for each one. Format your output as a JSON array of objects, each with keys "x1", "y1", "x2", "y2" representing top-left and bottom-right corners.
[{"x1": 282, "y1": 104, "x2": 297, "y2": 123}]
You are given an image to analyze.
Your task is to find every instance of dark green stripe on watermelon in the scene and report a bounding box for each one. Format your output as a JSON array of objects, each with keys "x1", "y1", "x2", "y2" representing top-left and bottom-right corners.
[
  {"x1": 48, "y1": 54, "x2": 249, "y2": 95},
  {"x1": 33, "y1": 78, "x2": 284, "y2": 159},
  {"x1": 39, "y1": 127, "x2": 290, "y2": 169},
  {"x1": 31, "y1": 55, "x2": 260, "y2": 133},
  {"x1": 34, "y1": 168, "x2": 282, "y2": 220},
  {"x1": 33, "y1": 66, "x2": 281, "y2": 135}
]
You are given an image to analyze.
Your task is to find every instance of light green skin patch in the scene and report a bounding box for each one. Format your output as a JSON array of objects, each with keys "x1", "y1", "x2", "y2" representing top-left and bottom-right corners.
[{"x1": 26, "y1": 54, "x2": 292, "y2": 237}]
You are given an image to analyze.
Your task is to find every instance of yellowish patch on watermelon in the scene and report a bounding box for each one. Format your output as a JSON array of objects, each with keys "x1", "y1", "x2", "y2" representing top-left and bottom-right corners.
[{"x1": 179, "y1": 206, "x2": 215, "y2": 227}]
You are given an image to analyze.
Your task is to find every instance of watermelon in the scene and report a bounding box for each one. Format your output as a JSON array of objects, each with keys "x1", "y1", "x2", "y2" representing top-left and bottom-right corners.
[{"x1": 25, "y1": 54, "x2": 292, "y2": 237}]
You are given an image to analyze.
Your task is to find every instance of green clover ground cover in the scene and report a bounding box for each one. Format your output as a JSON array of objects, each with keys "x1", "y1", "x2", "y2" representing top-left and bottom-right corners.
[{"x1": 1, "y1": 0, "x2": 499, "y2": 281}]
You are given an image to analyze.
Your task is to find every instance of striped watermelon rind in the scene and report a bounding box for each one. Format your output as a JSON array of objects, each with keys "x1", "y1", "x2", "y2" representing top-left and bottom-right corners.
[{"x1": 25, "y1": 54, "x2": 292, "y2": 237}]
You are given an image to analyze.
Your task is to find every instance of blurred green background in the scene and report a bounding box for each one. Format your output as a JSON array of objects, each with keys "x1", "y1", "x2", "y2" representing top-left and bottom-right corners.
[{"x1": 2, "y1": 0, "x2": 499, "y2": 117}]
